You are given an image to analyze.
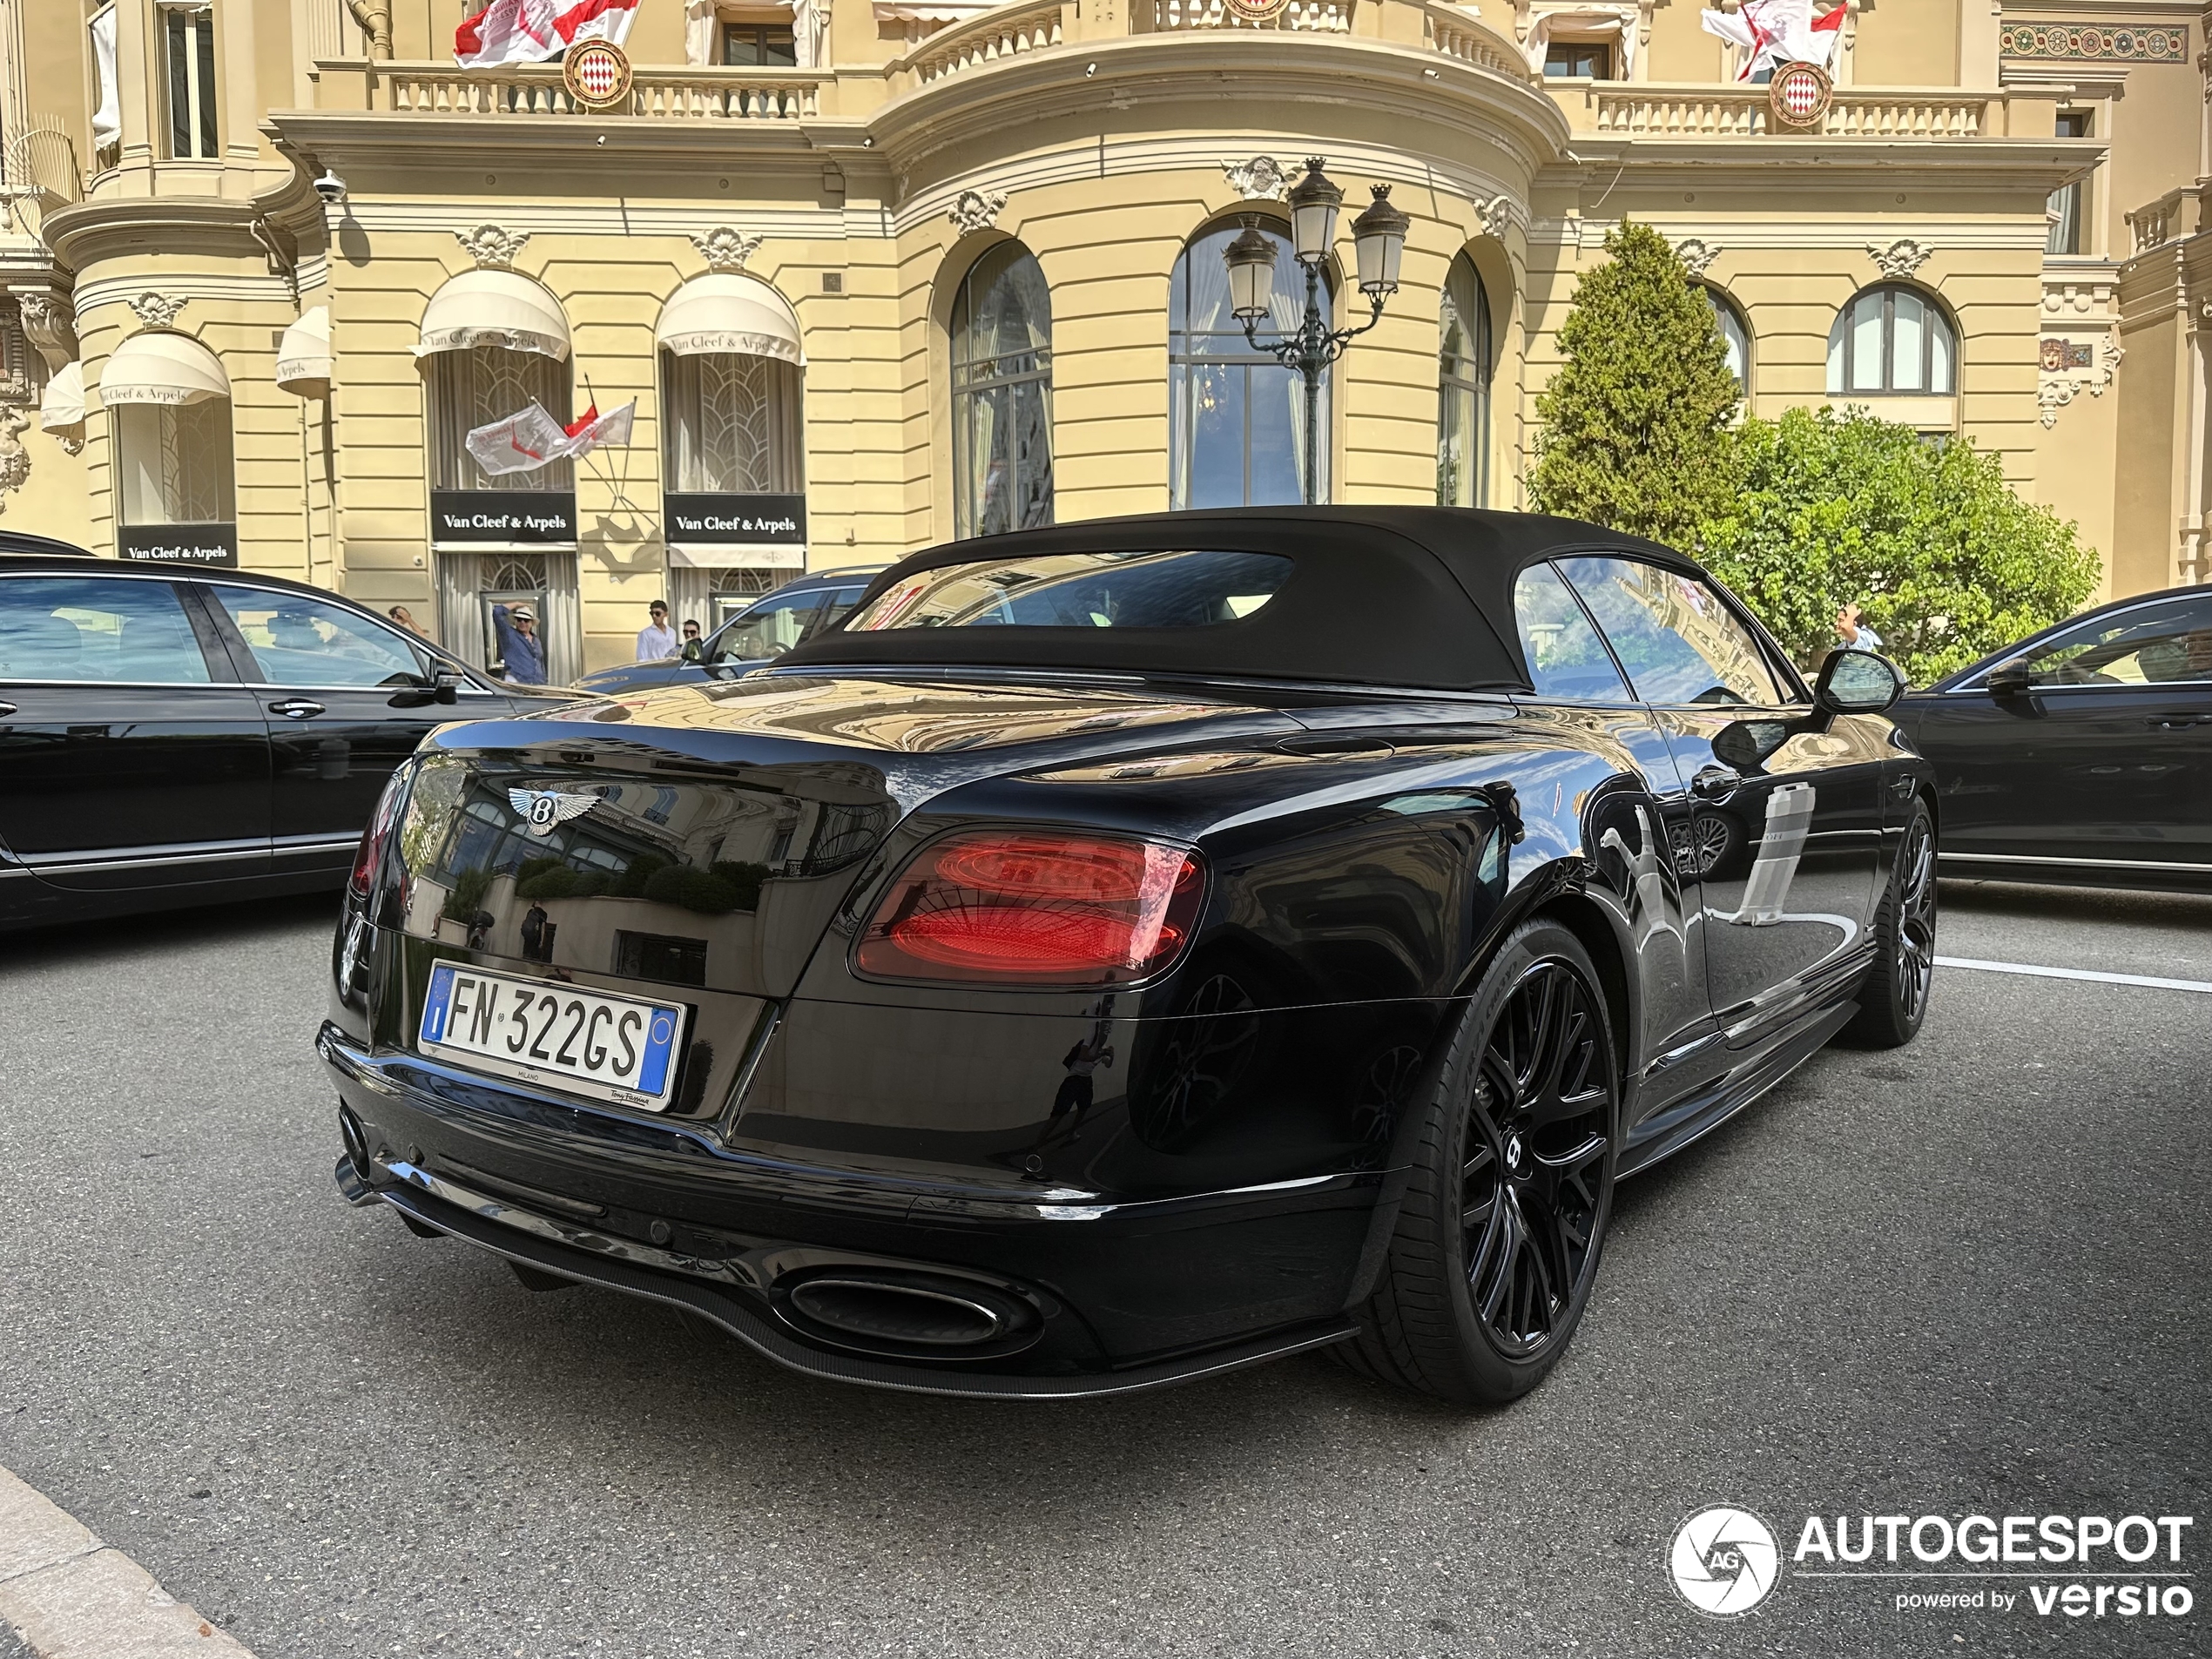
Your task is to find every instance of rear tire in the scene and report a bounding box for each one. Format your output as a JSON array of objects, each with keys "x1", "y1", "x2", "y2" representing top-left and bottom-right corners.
[
  {"x1": 1341, "y1": 919, "x2": 1620, "y2": 1406},
  {"x1": 1843, "y1": 799, "x2": 1937, "y2": 1049}
]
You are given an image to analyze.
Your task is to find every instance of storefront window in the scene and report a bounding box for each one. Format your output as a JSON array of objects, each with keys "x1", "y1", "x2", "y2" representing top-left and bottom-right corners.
[
  {"x1": 951, "y1": 243, "x2": 1054, "y2": 538},
  {"x1": 116, "y1": 401, "x2": 233, "y2": 525},
  {"x1": 664, "y1": 353, "x2": 803, "y2": 494},
  {"x1": 1170, "y1": 221, "x2": 1330, "y2": 509},
  {"x1": 427, "y1": 345, "x2": 573, "y2": 493},
  {"x1": 1437, "y1": 256, "x2": 1492, "y2": 508}
]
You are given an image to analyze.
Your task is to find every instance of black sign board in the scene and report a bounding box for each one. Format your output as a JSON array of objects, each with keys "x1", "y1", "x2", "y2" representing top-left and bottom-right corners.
[
  {"x1": 118, "y1": 523, "x2": 239, "y2": 567},
  {"x1": 429, "y1": 489, "x2": 577, "y2": 545},
  {"x1": 664, "y1": 493, "x2": 806, "y2": 546}
]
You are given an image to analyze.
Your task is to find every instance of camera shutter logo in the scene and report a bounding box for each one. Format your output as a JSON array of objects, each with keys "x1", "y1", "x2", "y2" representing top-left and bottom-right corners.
[
  {"x1": 509, "y1": 788, "x2": 600, "y2": 836},
  {"x1": 1669, "y1": 1506, "x2": 1781, "y2": 1616}
]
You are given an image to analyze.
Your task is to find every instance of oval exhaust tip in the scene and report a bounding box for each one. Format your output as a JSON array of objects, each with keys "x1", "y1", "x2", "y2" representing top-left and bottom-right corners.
[{"x1": 788, "y1": 1278, "x2": 1004, "y2": 1347}]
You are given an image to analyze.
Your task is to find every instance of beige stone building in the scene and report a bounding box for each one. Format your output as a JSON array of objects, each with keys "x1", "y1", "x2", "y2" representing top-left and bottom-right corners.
[{"x1": 0, "y1": 0, "x2": 2202, "y2": 677}]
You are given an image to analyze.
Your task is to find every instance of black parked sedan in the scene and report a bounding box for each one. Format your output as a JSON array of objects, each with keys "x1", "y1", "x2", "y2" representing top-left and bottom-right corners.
[
  {"x1": 1898, "y1": 583, "x2": 2211, "y2": 891},
  {"x1": 324, "y1": 509, "x2": 1934, "y2": 1405},
  {"x1": 571, "y1": 567, "x2": 882, "y2": 697},
  {"x1": 0, "y1": 551, "x2": 568, "y2": 930}
]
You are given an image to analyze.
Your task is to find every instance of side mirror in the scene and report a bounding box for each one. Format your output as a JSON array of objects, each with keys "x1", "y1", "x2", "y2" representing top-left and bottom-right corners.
[
  {"x1": 432, "y1": 667, "x2": 464, "y2": 705},
  {"x1": 1985, "y1": 658, "x2": 2033, "y2": 698},
  {"x1": 1813, "y1": 649, "x2": 1906, "y2": 718}
]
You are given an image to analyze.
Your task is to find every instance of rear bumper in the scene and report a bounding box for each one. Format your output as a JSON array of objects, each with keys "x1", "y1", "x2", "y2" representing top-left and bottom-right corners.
[{"x1": 320, "y1": 1022, "x2": 1386, "y2": 1397}]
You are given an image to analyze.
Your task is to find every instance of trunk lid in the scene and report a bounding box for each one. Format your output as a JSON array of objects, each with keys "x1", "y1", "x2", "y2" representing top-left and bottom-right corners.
[{"x1": 390, "y1": 671, "x2": 1305, "y2": 999}]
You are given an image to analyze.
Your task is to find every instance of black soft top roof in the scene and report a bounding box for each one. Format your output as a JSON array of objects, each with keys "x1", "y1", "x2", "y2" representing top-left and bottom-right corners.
[{"x1": 775, "y1": 507, "x2": 1695, "y2": 691}]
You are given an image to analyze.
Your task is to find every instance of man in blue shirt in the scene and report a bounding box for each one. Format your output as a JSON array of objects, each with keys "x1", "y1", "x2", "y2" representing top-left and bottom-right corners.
[{"x1": 491, "y1": 601, "x2": 547, "y2": 685}]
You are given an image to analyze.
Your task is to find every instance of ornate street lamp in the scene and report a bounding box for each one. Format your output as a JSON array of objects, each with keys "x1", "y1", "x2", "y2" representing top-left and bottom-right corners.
[{"x1": 1223, "y1": 158, "x2": 1411, "y2": 505}]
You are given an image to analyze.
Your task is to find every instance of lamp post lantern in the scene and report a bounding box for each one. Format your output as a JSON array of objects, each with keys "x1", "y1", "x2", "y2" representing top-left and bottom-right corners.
[{"x1": 1223, "y1": 158, "x2": 1410, "y2": 505}]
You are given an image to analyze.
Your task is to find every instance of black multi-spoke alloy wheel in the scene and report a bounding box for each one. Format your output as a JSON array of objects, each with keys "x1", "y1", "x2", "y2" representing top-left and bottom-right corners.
[
  {"x1": 1340, "y1": 919, "x2": 1620, "y2": 1406},
  {"x1": 1842, "y1": 798, "x2": 1938, "y2": 1049}
]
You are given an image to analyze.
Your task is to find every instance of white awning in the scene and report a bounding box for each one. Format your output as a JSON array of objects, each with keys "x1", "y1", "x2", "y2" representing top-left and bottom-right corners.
[
  {"x1": 656, "y1": 273, "x2": 805, "y2": 366},
  {"x1": 99, "y1": 331, "x2": 230, "y2": 407},
  {"x1": 39, "y1": 361, "x2": 84, "y2": 430},
  {"x1": 666, "y1": 543, "x2": 806, "y2": 569},
  {"x1": 275, "y1": 306, "x2": 332, "y2": 398},
  {"x1": 416, "y1": 269, "x2": 570, "y2": 361}
]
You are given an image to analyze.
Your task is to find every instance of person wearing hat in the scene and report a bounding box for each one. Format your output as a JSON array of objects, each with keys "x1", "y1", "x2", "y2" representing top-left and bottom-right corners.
[
  {"x1": 490, "y1": 600, "x2": 547, "y2": 685},
  {"x1": 636, "y1": 599, "x2": 678, "y2": 662}
]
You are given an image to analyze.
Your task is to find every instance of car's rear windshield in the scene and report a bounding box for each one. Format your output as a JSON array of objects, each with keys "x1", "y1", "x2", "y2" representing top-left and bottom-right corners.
[{"x1": 842, "y1": 549, "x2": 1291, "y2": 632}]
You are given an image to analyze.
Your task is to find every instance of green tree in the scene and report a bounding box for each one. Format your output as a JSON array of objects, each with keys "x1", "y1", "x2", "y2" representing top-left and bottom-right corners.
[
  {"x1": 1528, "y1": 220, "x2": 1742, "y2": 548},
  {"x1": 1698, "y1": 407, "x2": 2101, "y2": 683}
]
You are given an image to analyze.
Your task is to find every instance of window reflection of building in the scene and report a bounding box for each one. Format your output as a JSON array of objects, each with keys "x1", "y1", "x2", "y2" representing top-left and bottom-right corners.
[
  {"x1": 950, "y1": 242, "x2": 1055, "y2": 538},
  {"x1": 1170, "y1": 221, "x2": 1330, "y2": 509},
  {"x1": 1437, "y1": 257, "x2": 1493, "y2": 508}
]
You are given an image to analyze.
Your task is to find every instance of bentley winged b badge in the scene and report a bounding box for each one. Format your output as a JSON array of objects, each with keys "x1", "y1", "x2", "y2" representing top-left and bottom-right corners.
[{"x1": 509, "y1": 788, "x2": 601, "y2": 836}]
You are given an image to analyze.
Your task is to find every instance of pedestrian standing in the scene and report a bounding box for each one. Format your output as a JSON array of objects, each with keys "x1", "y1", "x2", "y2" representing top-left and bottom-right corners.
[
  {"x1": 1836, "y1": 602, "x2": 1885, "y2": 655},
  {"x1": 388, "y1": 604, "x2": 426, "y2": 637},
  {"x1": 636, "y1": 600, "x2": 678, "y2": 662},
  {"x1": 491, "y1": 601, "x2": 548, "y2": 685},
  {"x1": 680, "y1": 618, "x2": 704, "y2": 662}
]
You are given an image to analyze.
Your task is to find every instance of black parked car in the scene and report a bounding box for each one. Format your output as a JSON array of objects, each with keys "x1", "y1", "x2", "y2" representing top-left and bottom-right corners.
[
  {"x1": 572, "y1": 567, "x2": 883, "y2": 697},
  {"x1": 325, "y1": 509, "x2": 1934, "y2": 1405},
  {"x1": 0, "y1": 551, "x2": 570, "y2": 930},
  {"x1": 1898, "y1": 583, "x2": 2211, "y2": 891}
]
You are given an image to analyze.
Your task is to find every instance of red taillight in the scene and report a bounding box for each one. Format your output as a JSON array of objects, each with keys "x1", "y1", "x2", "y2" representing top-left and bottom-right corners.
[
  {"x1": 856, "y1": 830, "x2": 1205, "y2": 986},
  {"x1": 349, "y1": 769, "x2": 408, "y2": 901}
]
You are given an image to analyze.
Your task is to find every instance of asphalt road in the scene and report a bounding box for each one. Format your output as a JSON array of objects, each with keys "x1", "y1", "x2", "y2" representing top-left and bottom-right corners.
[{"x1": 0, "y1": 881, "x2": 2204, "y2": 1657}]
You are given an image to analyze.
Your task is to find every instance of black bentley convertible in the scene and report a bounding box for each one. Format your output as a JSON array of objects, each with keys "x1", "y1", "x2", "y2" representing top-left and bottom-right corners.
[{"x1": 324, "y1": 509, "x2": 1936, "y2": 1404}]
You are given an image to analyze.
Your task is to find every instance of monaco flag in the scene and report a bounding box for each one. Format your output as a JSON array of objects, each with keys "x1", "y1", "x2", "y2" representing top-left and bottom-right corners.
[
  {"x1": 455, "y1": 0, "x2": 640, "y2": 68},
  {"x1": 1700, "y1": 0, "x2": 1844, "y2": 81},
  {"x1": 465, "y1": 401, "x2": 637, "y2": 475}
]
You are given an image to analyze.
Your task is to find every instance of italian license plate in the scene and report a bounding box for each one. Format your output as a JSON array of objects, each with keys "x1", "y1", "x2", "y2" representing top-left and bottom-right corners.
[{"x1": 417, "y1": 962, "x2": 686, "y2": 1111}]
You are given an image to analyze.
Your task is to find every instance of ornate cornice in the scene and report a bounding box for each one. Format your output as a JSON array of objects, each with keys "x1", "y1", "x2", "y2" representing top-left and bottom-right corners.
[
  {"x1": 945, "y1": 188, "x2": 1008, "y2": 234},
  {"x1": 1867, "y1": 238, "x2": 1935, "y2": 279},
  {"x1": 455, "y1": 224, "x2": 532, "y2": 268},
  {"x1": 125, "y1": 292, "x2": 189, "y2": 331},
  {"x1": 690, "y1": 227, "x2": 764, "y2": 271},
  {"x1": 1676, "y1": 237, "x2": 1722, "y2": 276},
  {"x1": 1222, "y1": 156, "x2": 1294, "y2": 201}
]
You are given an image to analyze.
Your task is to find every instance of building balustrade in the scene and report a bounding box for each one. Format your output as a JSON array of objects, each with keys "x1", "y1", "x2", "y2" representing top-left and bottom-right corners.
[
  {"x1": 367, "y1": 62, "x2": 820, "y2": 120},
  {"x1": 1136, "y1": 0, "x2": 1354, "y2": 32},
  {"x1": 2124, "y1": 188, "x2": 2191, "y2": 254},
  {"x1": 1570, "y1": 82, "x2": 2000, "y2": 139},
  {"x1": 903, "y1": 0, "x2": 1071, "y2": 89}
]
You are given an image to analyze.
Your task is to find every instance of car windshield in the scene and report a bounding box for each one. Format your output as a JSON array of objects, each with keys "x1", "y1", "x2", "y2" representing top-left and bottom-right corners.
[{"x1": 843, "y1": 550, "x2": 1291, "y2": 631}]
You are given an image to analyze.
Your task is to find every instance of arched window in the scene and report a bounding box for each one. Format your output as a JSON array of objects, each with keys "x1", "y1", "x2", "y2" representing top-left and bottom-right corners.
[
  {"x1": 427, "y1": 345, "x2": 573, "y2": 494},
  {"x1": 1827, "y1": 285, "x2": 1956, "y2": 397},
  {"x1": 1706, "y1": 287, "x2": 1750, "y2": 395},
  {"x1": 1170, "y1": 220, "x2": 1330, "y2": 509},
  {"x1": 951, "y1": 243, "x2": 1054, "y2": 538},
  {"x1": 102, "y1": 330, "x2": 236, "y2": 556},
  {"x1": 1437, "y1": 256, "x2": 1493, "y2": 508}
]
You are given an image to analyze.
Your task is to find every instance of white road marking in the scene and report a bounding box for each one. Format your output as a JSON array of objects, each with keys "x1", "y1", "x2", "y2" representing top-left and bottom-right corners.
[
  {"x1": 0, "y1": 1464, "x2": 254, "y2": 1656},
  {"x1": 1935, "y1": 955, "x2": 2212, "y2": 995}
]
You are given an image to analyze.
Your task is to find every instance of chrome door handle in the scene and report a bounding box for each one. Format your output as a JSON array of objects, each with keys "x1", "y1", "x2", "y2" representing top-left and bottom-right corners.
[
  {"x1": 269, "y1": 699, "x2": 326, "y2": 720},
  {"x1": 1691, "y1": 765, "x2": 1740, "y2": 800},
  {"x1": 2148, "y1": 714, "x2": 2210, "y2": 729}
]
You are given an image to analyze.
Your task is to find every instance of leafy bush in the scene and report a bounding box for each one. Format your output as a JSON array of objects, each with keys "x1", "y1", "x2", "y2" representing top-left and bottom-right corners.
[
  {"x1": 710, "y1": 860, "x2": 772, "y2": 911},
  {"x1": 1528, "y1": 220, "x2": 1742, "y2": 550},
  {"x1": 1698, "y1": 408, "x2": 2101, "y2": 682},
  {"x1": 515, "y1": 860, "x2": 583, "y2": 900},
  {"x1": 610, "y1": 852, "x2": 669, "y2": 900},
  {"x1": 643, "y1": 863, "x2": 742, "y2": 914},
  {"x1": 439, "y1": 866, "x2": 492, "y2": 923}
]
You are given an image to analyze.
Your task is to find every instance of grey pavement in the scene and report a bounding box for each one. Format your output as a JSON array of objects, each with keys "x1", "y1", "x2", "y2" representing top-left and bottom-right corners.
[{"x1": 0, "y1": 881, "x2": 2204, "y2": 1658}]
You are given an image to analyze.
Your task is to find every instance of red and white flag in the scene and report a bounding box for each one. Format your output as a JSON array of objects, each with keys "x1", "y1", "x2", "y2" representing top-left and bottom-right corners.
[
  {"x1": 1700, "y1": 0, "x2": 1844, "y2": 81},
  {"x1": 465, "y1": 400, "x2": 637, "y2": 475},
  {"x1": 559, "y1": 401, "x2": 636, "y2": 459},
  {"x1": 456, "y1": 0, "x2": 640, "y2": 68},
  {"x1": 465, "y1": 403, "x2": 570, "y2": 477}
]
